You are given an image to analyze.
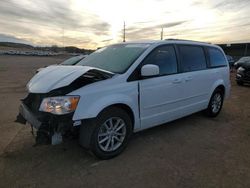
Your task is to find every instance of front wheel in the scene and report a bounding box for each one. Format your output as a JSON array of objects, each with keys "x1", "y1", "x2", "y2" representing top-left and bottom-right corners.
[
  {"x1": 79, "y1": 107, "x2": 132, "y2": 159},
  {"x1": 205, "y1": 88, "x2": 224, "y2": 117}
]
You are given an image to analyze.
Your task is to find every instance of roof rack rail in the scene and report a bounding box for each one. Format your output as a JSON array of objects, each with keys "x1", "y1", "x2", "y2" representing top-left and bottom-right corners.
[{"x1": 165, "y1": 38, "x2": 211, "y2": 44}]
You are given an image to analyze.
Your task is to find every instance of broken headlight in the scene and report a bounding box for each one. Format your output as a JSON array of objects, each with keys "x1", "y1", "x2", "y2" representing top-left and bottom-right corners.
[{"x1": 39, "y1": 96, "x2": 80, "y2": 115}]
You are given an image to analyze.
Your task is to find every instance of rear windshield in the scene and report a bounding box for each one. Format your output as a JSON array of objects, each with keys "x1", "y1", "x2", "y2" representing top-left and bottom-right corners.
[
  {"x1": 208, "y1": 47, "x2": 227, "y2": 67},
  {"x1": 77, "y1": 43, "x2": 150, "y2": 73}
]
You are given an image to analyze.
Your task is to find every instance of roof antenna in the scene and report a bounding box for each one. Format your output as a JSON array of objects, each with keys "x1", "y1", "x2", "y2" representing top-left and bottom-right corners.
[
  {"x1": 123, "y1": 21, "x2": 126, "y2": 42},
  {"x1": 160, "y1": 27, "x2": 163, "y2": 40}
]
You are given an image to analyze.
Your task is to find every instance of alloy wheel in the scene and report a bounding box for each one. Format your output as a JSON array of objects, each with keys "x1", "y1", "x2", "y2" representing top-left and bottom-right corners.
[
  {"x1": 211, "y1": 93, "x2": 222, "y2": 113},
  {"x1": 97, "y1": 117, "x2": 127, "y2": 152}
]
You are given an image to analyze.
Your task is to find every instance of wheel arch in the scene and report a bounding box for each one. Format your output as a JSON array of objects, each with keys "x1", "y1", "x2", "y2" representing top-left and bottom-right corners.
[
  {"x1": 215, "y1": 84, "x2": 225, "y2": 97},
  {"x1": 99, "y1": 103, "x2": 135, "y2": 130},
  {"x1": 73, "y1": 94, "x2": 140, "y2": 130},
  {"x1": 209, "y1": 80, "x2": 226, "y2": 99}
]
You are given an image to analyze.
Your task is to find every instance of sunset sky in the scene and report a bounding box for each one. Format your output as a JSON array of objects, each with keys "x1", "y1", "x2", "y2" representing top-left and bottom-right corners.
[{"x1": 0, "y1": 0, "x2": 250, "y2": 49}]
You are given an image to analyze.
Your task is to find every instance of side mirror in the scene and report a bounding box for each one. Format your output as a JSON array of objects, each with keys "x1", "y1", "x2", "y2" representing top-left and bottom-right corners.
[{"x1": 141, "y1": 64, "x2": 160, "y2": 77}]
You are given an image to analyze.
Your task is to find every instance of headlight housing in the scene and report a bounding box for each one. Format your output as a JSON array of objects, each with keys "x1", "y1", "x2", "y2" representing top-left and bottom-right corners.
[
  {"x1": 39, "y1": 96, "x2": 80, "y2": 115},
  {"x1": 237, "y1": 67, "x2": 245, "y2": 73}
]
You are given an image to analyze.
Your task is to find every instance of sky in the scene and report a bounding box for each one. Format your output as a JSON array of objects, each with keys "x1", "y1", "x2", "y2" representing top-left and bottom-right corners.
[{"x1": 0, "y1": 0, "x2": 250, "y2": 49}]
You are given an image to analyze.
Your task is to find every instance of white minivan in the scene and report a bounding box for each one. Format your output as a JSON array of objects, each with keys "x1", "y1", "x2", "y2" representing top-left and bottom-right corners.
[{"x1": 16, "y1": 39, "x2": 230, "y2": 159}]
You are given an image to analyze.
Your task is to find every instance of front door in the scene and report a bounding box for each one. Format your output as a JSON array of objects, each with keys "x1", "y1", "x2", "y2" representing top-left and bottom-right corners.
[{"x1": 139, "y1": 45, "x2": 184, "y2": 129}]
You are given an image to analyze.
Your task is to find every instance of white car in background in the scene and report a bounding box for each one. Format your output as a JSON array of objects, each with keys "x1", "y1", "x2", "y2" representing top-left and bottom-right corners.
[{"x1": 16, "y1": 40, "x2": 230, "y2": 159}]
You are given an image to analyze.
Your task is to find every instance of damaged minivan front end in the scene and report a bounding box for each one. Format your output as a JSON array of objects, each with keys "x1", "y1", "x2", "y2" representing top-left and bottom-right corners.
[{"x1": 16, "y1": 65, "x2": 113, "y2": 145}]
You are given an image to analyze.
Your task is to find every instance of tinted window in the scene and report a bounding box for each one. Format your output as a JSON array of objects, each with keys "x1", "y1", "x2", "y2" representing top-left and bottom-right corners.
[
  {"x1": 179, "y1": 45, "x2": 207, "y2": 72},
  {"x1": 142, "y1": 45, "x2": 177, "y2": 75},
  {"x1": 208, "y1": 48, "x2": 227, "y2": 67}
]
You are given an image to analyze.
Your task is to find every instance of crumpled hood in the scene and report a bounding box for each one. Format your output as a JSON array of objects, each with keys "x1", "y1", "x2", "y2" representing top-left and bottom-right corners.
[{"x1": 27, "y1": 65, "x2": 99, "y2": 93}]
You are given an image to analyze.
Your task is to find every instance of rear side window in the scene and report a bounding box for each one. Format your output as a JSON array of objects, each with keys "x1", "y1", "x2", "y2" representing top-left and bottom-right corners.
[
  {"x1": 179, "y1": 45, "x2": 207, "y2": 72},
  {"x1": 208, "y1": 47, "x2": 227, "y2": 67},
  {"x1": 142, "y1": 45, "x2": 177, "y2": 75}
]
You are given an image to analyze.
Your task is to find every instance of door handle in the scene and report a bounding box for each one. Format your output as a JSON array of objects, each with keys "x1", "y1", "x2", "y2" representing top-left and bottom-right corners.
[
  {"x1": 185, "y1": 76, "x2": 193, "y2": 81},
  {"x1": 172, "y1": 78, "x2": 182, "y2": 84}
]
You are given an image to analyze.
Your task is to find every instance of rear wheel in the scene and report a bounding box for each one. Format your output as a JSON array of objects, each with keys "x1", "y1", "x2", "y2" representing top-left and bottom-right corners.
[
  {"x1": 79, "y1": 107, "x2": 132, "y2": 159},
  {"x1": 205, "y1": 88, "x2": 224, "y2": 117}
]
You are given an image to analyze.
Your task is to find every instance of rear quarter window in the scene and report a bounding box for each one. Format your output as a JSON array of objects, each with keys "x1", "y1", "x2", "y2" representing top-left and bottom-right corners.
[
  {"x1": 178, "y1": 45, "x2": 207, "y2": 72},
  {"x1": 208, "y1": 47, "x2": 227, "y2": 67}
]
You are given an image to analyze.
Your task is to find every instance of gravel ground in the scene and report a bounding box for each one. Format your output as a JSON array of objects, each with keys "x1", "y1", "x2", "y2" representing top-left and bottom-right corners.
[{"x1": 0, "y1": 55, "x2": 250, "y2": 188}]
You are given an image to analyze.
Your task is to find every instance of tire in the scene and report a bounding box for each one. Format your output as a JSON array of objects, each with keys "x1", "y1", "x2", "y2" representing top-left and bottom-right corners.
[
  {"x1": 237, "y1": 81, "x2": 243, "y2": 86},
  {"x1": 79, "y1": 107, "x2": 132, "y2": 159},
  {"x1": 205, "y1": 88, "x2": 224, "y2": 117}
]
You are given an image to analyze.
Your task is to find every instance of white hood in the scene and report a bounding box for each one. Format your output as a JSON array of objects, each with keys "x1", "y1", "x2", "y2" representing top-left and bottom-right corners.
[{"x1": 27, "y1": 65, "x2": 96, "y2": 93}]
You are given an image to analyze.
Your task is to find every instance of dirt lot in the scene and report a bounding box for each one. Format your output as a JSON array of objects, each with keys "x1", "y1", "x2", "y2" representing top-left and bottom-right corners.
[{"x1": 0, "y1": 55, "x2": 250, "y2": 188}]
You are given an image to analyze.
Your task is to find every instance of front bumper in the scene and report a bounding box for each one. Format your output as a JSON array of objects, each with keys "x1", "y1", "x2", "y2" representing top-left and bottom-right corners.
[
  {"x1": 236, "y1": 73, "x2": 250, "y2": 83},
  {"x1": 17, "y1": 103, "x2": 42, "y2": 129},
  {"x1": 16, "y1": 101, "x2": 77, "y2": 145}
]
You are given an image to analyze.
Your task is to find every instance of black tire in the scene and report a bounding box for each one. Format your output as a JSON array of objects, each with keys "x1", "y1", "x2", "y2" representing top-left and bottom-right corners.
[
  {"x1": 236, "y1": 81, "x2": 243, "y2": 86},
  {"x1": 79, "y1": 107, "x2": 132, "y2": 159},
  {"x1": 205, "y1": 88, "x2": 224, "y2": 117}
]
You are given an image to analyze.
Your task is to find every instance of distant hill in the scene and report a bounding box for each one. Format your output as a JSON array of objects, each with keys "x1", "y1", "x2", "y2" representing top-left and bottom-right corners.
[
  {"x1": 0, "y1": 42, "x2": 33, "y2": 49},
  {"x1": 0, "y1": 42, "x2": 94, "y2": 54}
]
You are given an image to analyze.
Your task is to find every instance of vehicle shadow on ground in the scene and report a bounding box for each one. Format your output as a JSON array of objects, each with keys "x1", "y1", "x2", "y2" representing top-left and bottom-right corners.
[
  {"x1": 2, "y1": 111, "x2": 217, "y2": 170},
  {"x1": 2, "y1": 110, "x2": 219, "y2": 162},
  {"x1": 0, "y1": 110, "x2": 231, "y2": 187},
  {"x1": 1, "y1": 111, "x2": 202, "y2": 157}
]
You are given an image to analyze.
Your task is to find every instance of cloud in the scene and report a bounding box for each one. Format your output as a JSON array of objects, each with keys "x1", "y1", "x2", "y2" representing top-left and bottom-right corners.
[
  {"x1": 0, "y1": 0, "x2": 111, "y2": 47},
  {"x1": 101, "y1": 39, "x2": 113, "y2": 42},
  {"x1": 212, "y1": 0, "x2": 250, "y2": 10},
  {"x1": 125, "y1": 21, "x2": 188, "y2": 41},
  {"x1": 191, "y1": 1, "x2": 204, "y2": 6},
  {"x1": 1, "y1": 0, "x2": 250, "y2": 48},
  {"x1": 158, "y1": 21, "x2": 188, "y2": 28},
  {"x1": 0, "y1": 0, "x2": 110, "y2": 30},
  {"x1": 0, "y1": 33, "x2": 33, "y2": 45}
]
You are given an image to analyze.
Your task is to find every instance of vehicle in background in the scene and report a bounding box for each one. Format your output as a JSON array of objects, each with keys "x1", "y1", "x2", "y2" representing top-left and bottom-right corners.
[
  {"x1": 36, "y1": 55, "x2": 87, "y2": 73},
  {"x1": 16, "y1": 40, "x2": 230, "y2": 159},
  {"x1": 234, "y1": 56, "x2": 250, "y2": 69},
  {"x1": 226, "y1": 55, "x2": 234, "y2": 69},
  {"x1": 236, "y1": 61, "x2": 250, "y2": 85}
]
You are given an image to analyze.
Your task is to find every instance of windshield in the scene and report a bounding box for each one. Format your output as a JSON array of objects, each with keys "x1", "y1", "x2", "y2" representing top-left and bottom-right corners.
[
  {"x1": 61, "y1": 56, "x2": 84, "y2": 65},
  {"x1": 77, "y1": 43, "x2": 150, "y2": 73},
  {"x1": 238, "y1": 56, "x2": 250, "y2": 62}
]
